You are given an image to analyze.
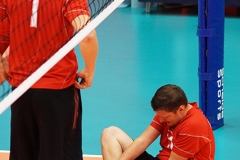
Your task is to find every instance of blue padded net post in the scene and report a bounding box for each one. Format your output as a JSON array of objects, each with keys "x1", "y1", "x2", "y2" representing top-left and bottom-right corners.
[{"x1": 197, "y1": 0, "x2": 224, "y2": 129}]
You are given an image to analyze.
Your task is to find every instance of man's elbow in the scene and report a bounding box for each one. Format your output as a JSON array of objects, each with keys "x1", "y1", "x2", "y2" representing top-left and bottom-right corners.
[
  {"x1": 80, "y1": 30, "x2": 98, "y2": 48},
  {"x1": 83, "y1": 30, "x2": 97, "y2": 42}
]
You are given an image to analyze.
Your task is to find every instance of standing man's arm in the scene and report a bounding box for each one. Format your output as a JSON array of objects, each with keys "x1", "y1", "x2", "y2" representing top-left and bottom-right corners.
[
  {"x1": 0, "y1": 47, "x2": 9, "y2": 84},
  {"x1": 0, "y1": 1, "x2": 10, "y2": 54},
  {"x1": 119, "y1": 125, "x2": 160, "y2": 160},
  {"x1": 71, "y1": 15, "x2": 98, "y2": 89},
  {"x1": 0, "y1": 1, "x2": 10, "y2": 84}
]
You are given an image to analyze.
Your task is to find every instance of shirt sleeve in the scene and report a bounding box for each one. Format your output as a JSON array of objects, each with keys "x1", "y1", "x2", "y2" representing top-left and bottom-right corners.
[
  {"x1": 63, "y1": 0, "x2": 90, "y2": 23},
  {"x1": 150, "y1": 114, "x2": 165, "y2": 133},
  {"x1": 0, "y1": 1, "x2": 10, "y2": 54}
]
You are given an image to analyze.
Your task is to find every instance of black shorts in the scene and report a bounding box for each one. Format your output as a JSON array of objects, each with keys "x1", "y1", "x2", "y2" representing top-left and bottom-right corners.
[
  {"x1": 10, "y1": 85, "x2": 82, "y2": 160},
  {"x1": 136, "y1": 151, "x2": 160, "y2": 160}
]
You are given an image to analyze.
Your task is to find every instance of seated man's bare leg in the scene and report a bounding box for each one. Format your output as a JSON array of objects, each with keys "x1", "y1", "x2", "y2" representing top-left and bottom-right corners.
[{"x1": 101, "y1": 126, "x2": 133, "y2": 160}]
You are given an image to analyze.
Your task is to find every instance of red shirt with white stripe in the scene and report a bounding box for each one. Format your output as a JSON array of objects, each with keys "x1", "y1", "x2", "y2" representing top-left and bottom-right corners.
[
  {"x1": 150, "y1": 102, "x2": 215, "y2": 160},
  {"x1": 0, "y1": 0, "x2": 90, "y2": 89}
]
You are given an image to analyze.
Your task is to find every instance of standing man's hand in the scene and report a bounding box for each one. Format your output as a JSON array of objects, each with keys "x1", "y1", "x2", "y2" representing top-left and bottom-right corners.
[{"x1": 74, "y1": 68, "x2": 94, "y2": 89}]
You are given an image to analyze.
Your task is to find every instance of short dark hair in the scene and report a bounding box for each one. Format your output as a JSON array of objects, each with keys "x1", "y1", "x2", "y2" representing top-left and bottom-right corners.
[{"x1": 151, "y1": 84, "x2": 188, "y2": 112}]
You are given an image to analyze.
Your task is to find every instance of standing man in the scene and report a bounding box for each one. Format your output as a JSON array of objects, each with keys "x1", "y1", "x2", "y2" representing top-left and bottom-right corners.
[
  {"x1": 101, "y1": 84, "x2": 215, "y2": 160},
  {"x1": 0, "y1": 0, "x2": 98, "y2": 160}
]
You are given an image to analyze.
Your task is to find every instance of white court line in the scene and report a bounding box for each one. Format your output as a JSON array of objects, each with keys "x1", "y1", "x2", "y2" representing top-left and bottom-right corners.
[
  {"x1": 0, "y1": 150, "x2": 102, "y2": 157},
  {"x1": 83, "y1": 154, "x2": 102, "y2": 157}
]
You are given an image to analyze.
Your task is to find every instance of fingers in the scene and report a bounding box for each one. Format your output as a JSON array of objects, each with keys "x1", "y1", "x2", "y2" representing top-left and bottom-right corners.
[
  {"x1": 75, "y1": 68, "x2": 94, "y2": 89},
  {"x1": 74, "y1": 75, "x2": 93, "y2": 89},
  {"x1": 74, "y1": 80, "x2": 91, "y2": 89}
]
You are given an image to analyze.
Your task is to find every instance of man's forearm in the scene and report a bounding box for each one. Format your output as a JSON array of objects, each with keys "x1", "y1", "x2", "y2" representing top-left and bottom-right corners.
[
  {"x1": 79, "y1": 30, "x2": 98, "y2": 75},
  {"x1": 0, "y1": 54, "x2": 8, "y2": 84}
]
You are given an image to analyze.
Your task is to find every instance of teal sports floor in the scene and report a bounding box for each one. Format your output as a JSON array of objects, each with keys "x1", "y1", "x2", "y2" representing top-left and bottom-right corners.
[{"x1": 0, "y1": 5, "x2": 240, "y2": 160}]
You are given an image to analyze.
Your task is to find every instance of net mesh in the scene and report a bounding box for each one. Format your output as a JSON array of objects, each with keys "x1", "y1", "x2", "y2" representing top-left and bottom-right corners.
[{"x1": 0, "y1": 0, "x2": 121, "y2": 111}]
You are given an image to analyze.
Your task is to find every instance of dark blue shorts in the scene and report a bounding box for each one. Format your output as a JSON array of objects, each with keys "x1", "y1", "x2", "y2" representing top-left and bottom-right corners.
[
  {"x1": 136, "y1": 151, "x2": 160, "y2": 160},
  {"x1": 10, "y1": 85, "x2": 82, "y2": 160}
]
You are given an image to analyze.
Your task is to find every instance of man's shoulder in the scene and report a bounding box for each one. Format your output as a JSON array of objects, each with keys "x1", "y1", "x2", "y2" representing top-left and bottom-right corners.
[{"x1": 177, "y1": 106, "x2": 211, "y2": 133}]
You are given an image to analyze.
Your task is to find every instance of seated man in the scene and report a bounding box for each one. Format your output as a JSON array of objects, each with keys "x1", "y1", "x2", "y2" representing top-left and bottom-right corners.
[{"x1": 101, "y1": 84, "x2": 215, "y2": 160}]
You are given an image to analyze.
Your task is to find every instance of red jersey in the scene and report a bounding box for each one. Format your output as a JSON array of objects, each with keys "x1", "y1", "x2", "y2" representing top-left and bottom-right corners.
[
  {"x1": 0, "y1": 0, "x2": 90, "y2": 89},
  {"x1": 150, "y1": 102, "x2": 215, "y2": 160}
]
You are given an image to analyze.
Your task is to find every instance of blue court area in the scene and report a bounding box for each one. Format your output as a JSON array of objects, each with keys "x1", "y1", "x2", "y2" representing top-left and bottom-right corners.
[{"x1": 0, "y1": 5, "x2": 240, "y2": 159}]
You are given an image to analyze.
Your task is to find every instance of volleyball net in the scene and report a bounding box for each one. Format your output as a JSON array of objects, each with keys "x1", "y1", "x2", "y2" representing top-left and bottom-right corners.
[{"x1": 0, "y1": 0, "x2": 124, "y2": 114}]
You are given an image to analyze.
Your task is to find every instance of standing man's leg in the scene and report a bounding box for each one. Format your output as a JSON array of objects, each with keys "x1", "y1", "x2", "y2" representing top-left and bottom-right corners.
[
  {"x1": 10, "y1": 89, "x2": 39, "y2": 160},
  {"x1": 33, "y1": 85, "x2": 82, "y2": 160},
  {"x1": 101, "y1": 126, "x2": 133, "y2": 160}
]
